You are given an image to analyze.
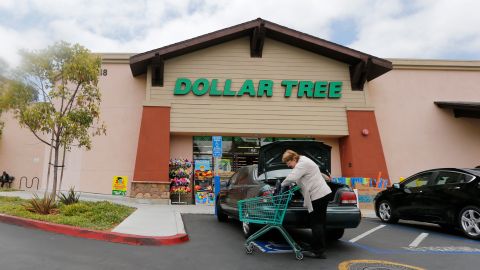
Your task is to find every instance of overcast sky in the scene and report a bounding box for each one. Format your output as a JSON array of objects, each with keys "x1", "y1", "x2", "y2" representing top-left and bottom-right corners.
[{"x1": 1, "y1": 0, "x2": 479, "y2": 68}]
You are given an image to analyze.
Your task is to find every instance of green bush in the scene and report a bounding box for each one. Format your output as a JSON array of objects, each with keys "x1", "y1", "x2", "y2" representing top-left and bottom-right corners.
[
  {"x1": 0, "y1": 196, "x2": 135, "y2": 230},
  {"x1": 58, "y1": 187, "x2": 80, "y2": 205},
  {"x1": 61, "y1": 202, "x2": 91, "y2": 216},
  {"x1": 23, "y1": 193, "x2": 58, "y2": 215}
]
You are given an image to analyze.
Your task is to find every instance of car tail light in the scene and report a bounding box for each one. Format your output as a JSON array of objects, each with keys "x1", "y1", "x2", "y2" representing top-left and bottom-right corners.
[{"x1": 340, "y1": 191, "x2": 357, "y2": 205}]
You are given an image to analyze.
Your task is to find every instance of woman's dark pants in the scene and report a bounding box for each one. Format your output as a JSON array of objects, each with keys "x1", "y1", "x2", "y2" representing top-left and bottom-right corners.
[{"x1": 309, "y1": 196, "x2": 329, "y2": 254}]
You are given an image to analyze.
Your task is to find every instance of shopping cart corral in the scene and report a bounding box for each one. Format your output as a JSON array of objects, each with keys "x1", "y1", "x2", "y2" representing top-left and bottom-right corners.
[{"x1": 238, "y1": 186, "x2": 304, "y2": 260}]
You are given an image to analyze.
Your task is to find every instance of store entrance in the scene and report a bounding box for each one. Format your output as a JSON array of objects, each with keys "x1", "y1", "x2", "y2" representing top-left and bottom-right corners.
[
  {"x1": 191, "y1": 136, "x2": 314, "y2": 205},
  {"x1": 193, "y1": 136, "x2": 314, "y2": 172},
  {"x1": 232, "y1": 154, "x2": 258, "y2": 171}
]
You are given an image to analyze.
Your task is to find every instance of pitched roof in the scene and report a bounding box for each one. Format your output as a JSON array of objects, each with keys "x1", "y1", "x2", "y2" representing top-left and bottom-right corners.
[{"x1": 129, "y1": 18, "x2": 392, "y2": 90}]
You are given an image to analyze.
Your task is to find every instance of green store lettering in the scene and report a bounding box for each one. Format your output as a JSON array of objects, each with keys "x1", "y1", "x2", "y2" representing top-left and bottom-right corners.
[{"x1": 173, "y1": 78, "x2": 342, "y2": 98}]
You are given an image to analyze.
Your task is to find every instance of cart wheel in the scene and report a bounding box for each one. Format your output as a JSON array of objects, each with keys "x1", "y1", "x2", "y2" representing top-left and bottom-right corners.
[
  {"x1": 245, "y1": 243, "x2": 254, "y2": 254},
  {"x1": 295, "y1": 252, "x2": 304, "y2": 260}
]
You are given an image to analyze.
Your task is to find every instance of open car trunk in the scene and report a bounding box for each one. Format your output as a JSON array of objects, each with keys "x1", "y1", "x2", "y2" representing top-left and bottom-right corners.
[{"x1": 258, "y1": 140, "x2": 332, "y2": 177}]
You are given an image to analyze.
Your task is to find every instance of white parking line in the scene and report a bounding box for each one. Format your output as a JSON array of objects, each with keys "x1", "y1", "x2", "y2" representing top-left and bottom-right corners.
[
  {"x1": 349, "y1": 225, "x2": 386, "y2": 243},
  {"x1": 409, "y1": 233, "x2": 429, "y2": 247}
]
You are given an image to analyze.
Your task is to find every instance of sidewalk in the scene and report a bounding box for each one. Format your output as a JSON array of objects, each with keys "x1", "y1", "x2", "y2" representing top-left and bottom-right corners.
[{"x1": 0, "y1": 190, "x2": 375, "y2": 245}]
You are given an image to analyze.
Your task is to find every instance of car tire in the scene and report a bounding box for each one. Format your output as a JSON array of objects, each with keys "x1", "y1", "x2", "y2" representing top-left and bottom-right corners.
[
  {"x1": 216, "y1": 200, "x2": 228, "y2": 222},
  {"x1": 377, "y1": 200, "x2": 399, "y2": 224},
  {"x1": 458, "y1": 206, "x2": 480, "y2": 240},
  {"x1": 326, "y1": 228, "x2": 344, "y2": 241},
  {"x1": 242, "y1": 222, "x2": 259, "y2": 239}
]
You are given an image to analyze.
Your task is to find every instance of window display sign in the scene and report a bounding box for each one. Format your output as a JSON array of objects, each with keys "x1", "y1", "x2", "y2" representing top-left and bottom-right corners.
[
  {"x1": 195, "y1": 191, "x2": 215, "y2": 206},
  {"x1": 112, "y1": 176, "x2": 128, "y2": 196},
  {"x1": 218, "y1": 159, "x2": 232, "y2": 172}
]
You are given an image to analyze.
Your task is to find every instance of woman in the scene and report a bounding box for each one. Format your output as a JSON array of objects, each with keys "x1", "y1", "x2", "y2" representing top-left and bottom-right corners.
[{"x1": 281, "y1": 149, "x2": 331, "y2": 259}]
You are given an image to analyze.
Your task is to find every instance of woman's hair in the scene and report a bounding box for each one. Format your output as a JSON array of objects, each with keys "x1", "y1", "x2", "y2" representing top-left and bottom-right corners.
[{"x1": 282, "y1": 149, "x2": 300, "y2": 163}]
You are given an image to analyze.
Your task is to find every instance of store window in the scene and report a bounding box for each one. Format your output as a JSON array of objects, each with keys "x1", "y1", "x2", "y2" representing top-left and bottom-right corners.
[
  {"x1": 193, "y1": 136, "x2": 313, "y2": 172},
  {"x1": 192, "y1": 136, "x2": 313, "y2": 206}
]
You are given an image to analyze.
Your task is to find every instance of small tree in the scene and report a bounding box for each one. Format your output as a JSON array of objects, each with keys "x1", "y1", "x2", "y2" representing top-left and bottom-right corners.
[
  {"x1": 0, "y1": 58, "x2": 10, "y2": 135},
  {"x1": 3, "y1": 42, "x2": 106, "y2": 198}
]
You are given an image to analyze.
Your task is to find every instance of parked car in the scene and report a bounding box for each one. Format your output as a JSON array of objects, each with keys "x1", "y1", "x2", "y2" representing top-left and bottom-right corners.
[
  {"x1": 374, "y1": 168, "x2": 480, "y2": 239},
  {"x1": 216, "y1": 140, "x2": 361, "y2": 240}
]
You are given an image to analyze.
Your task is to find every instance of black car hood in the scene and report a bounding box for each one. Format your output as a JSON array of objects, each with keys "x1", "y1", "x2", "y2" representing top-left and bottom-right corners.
[{"x1": 257, "y1": 140, "x2": 331, "y2": 176}]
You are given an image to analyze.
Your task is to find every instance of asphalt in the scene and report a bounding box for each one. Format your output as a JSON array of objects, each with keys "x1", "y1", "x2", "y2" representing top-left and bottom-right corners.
[{"x1": 0, "y1": 190, "x2": 376, "y2": 245}]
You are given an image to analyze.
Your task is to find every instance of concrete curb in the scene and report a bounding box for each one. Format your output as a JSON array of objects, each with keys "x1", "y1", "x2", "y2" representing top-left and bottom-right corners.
[{"x1": 0, "y1": 213, "x2": 189, "y2": 246}]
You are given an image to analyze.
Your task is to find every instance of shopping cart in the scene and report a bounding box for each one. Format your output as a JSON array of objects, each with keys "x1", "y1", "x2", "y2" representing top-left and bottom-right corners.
[{"x1": 238, "y1": 185, "x2": 304, "y2": 260}]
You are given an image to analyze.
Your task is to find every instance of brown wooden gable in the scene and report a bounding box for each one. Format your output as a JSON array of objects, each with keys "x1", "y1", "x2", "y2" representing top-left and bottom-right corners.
[{"x1": 130, "y1": 18, "x2": 392, "y2": 90}]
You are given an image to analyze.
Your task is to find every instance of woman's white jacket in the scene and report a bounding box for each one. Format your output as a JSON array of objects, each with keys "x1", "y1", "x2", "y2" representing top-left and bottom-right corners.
[{"x1": 281, "y1": 156, "x2": 332, "y2": 213}]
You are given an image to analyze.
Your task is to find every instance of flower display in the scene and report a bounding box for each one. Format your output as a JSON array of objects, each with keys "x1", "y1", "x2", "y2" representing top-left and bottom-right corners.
[
  {"x1": 169, "y1": 159, "x2": 192, "y2": 195},
  {"x1": 170, "y1": 186, "x2": 192, "y2": 194}
]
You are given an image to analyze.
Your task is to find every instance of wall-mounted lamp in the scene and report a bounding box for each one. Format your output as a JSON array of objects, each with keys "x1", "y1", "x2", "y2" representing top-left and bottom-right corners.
[{"x1": 361, "y1": 128, "x2": 369, "y2": 136}]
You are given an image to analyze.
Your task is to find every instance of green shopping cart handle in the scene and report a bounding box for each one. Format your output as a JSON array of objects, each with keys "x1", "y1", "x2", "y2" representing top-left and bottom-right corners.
[{"x1": 283, "y1": 185, "x2": 300, "y2": 194}]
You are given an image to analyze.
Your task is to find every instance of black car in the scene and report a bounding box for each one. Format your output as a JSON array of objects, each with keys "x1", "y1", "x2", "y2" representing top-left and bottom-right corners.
[
  {"x1": 374, "y1": 168, "x2": 480, "y2": 239},
  {"x1": 216, "y1": 140, "x2": 361, "y2": 240}
]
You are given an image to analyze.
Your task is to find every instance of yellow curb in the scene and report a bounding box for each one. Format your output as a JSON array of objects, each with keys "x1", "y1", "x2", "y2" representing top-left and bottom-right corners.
[{"x1": 338, "y1": 259, "x2": 425, "y2": 270}]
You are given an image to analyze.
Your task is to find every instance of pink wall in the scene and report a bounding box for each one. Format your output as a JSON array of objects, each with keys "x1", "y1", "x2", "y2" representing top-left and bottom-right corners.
[
  {"x1": 62, "y1": 63, "x2": 146, "y2": 194},
  {"x1": 0, "y1": 112, "x2": 45, "y2": 190},
  {"x1": 316, "y1": 138, "x2": 342, "y2": 178},
  {"x1": 369, "y1": 67, "x2": 480, "y2": 183},
  {"x1": 170, "y1": 135, "x2": 193, "y2": 161}
]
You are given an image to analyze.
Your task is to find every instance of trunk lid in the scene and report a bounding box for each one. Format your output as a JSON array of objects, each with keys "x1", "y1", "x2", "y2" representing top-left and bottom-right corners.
[{"x1": 257, "y1": 140, "x2": 332, "y2": 176}]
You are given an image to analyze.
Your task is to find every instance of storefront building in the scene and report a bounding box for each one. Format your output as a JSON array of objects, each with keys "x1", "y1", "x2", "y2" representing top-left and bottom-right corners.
[{"x1": 1, "y1": 18, "x2": 479, "y2": 202}]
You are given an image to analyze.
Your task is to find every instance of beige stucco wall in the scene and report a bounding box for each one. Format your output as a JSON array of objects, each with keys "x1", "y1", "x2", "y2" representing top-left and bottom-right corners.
[
  {"x1": 0, "y1": 112, "x2": 45, "y2": 190},
  {"x1": 66, "y1": 59, "x2": 145, "y2": 194},
  {"x1": 1, "y1": 55, "x2": 145, "y2": 194},
  {"x1": 147, "y1": 37, "x2": 368, "y2": 137},
  {"x1": 170, "y1": 135, "x2": 193, "y2": 160},
  {"x1": 369, "y1": 60, "x2": 480, "y2": 183},
  {"x1": 315, "y1": 138, "x2": 342, "y2": 178}
]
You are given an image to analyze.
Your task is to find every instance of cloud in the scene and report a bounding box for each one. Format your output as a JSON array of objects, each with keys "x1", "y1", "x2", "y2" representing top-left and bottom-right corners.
[{"x1": 0, "y1": 0, "x2": 479, "y2": 68}]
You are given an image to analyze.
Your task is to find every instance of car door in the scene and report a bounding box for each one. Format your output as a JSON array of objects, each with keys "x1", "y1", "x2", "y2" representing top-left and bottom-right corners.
[
  {"x1": 397, "y1": 172, "x2": 434, "y2": 219},
  {"x1": 224, "y1": 167, "x2": 249, "y2": 214},
  {"x1": 422, "y1": 170, "x2": 475, "y2": 223}
]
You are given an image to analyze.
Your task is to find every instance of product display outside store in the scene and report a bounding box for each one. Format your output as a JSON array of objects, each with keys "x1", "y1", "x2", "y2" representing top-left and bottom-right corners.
[
  {"x1": 169, "y1": 159, "x2": 193, "y2": 204},
  {"x1": 194, "y1": 159, "x2": 214, "y2": 205}
]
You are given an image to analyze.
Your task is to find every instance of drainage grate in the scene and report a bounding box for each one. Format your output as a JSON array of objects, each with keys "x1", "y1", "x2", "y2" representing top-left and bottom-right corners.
[{"x1": 339, "y1": 260, "x2": 425, "y2": 270}]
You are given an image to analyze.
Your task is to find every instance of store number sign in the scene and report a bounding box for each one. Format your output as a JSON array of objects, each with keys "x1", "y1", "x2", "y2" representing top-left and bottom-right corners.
[{"x1": 173, "y1": 78, "x2": 342, "y2": 98}]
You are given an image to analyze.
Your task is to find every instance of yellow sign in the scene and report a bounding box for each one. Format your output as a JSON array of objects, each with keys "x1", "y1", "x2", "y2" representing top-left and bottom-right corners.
[{"x1": 112, "y1": 176, "x2": 128, "y2": 196}]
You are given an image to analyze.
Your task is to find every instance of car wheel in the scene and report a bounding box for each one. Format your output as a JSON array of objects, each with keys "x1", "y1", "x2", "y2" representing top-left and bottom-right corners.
[
  {"x1": 377, "y1": 200, "x2": 399, "y2": 224},
  {"x1": 216, "y1": 200, "x2": 228, "y2": 222},
  {"x1": 326, "y1": 228, "x2": 344, "y2": 241},
  {"x1": 458, "y1": 206, "x2": 480, "y2": 240},
  {"x1": 242, "y1": 222, "x2": 259, "y2": 238}
]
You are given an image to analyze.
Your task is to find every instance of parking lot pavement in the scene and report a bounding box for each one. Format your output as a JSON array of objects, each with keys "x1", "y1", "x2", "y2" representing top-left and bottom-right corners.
[
  {"x1": 344, "y1": 218, "x2": 480, "y2": 255},
  {"x1": 184, "y1": 215, "x2": 480, "y2": 269}
]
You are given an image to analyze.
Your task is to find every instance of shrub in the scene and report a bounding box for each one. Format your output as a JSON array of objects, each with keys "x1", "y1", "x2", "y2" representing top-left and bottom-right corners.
[
  {"x1": 23, "y1": 193, "x2": 58, "y2": 215},
  {"x1": 58, "y1": 187, "x2": 80, "y2": 205}
]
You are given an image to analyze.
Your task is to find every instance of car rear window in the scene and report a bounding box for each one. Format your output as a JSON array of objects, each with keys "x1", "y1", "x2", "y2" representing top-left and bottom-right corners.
[{"x1": 257, "y1": 169, "x2": 292, "y2": 181}]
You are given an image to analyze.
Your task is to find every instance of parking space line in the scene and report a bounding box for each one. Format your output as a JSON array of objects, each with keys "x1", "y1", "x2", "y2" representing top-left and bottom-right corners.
[
  {"x1": 349, "y1": 225, "x2": 386, "y2": 243},
  {"x1": 409, "y1": 233, "x2": 429, "y2": 247}
]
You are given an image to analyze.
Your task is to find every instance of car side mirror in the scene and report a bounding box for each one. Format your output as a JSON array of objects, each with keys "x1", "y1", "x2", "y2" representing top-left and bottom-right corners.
[{"x1": 393, "y1": 183, "x2": 401, "y2": 189}]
